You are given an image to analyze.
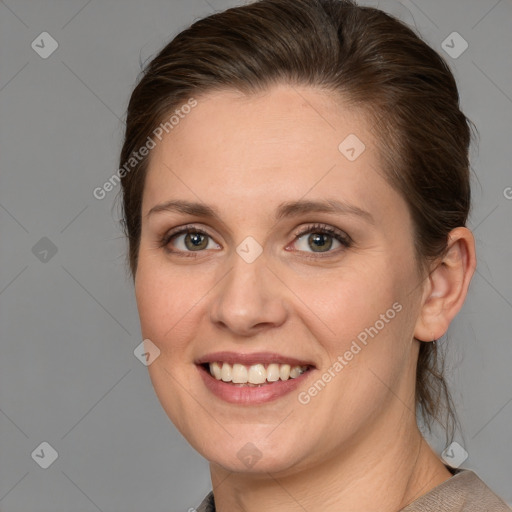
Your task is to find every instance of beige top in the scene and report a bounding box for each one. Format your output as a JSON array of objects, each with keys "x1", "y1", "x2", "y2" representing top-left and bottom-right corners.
[{"x1": 196, "y1": 469, "x2": 511, "y2": 511}]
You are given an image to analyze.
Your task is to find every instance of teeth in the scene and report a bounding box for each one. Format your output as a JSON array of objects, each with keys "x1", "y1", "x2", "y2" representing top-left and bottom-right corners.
[
  {"x1": 232, "y1": 363, "x2": 248, "y2": 383},
  {"x1": 266, "y1": 363, "x2": 280, "y2": 382},
  {"x1": 210, "y1": 362, "x2": 222, "y2": 380},
  {"x1": 221, "y1": 362, "x2": 232, "y2": 382},
  {"x1": 208, "y1": 362, "x2": 307, "y2": 384},
  {"x1": 289, "y1": 366, "x2": 302, "y2": 378},
  {"x1": 279, "y1": 364, "x2": 291, "y2": 380},
  {"x1": 248, "y1": 364, "x2": 266, "y2": 384}
]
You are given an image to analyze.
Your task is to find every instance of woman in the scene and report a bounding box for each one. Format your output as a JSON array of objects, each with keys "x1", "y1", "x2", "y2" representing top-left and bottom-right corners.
[{"x1": 118, "y1": 0, "x2": 511, "y2": 510}]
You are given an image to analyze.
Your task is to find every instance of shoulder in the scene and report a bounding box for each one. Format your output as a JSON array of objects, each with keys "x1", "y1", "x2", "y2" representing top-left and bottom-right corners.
[
  {"x1": 195, "y1": 491, "x2": 215, "y2": 512},
  {"x1": 400, "y1": 469, "x2": 511, "y2": 512},
  {"x1": 194, "y1": 471, "x2": 510, "y2": 512}
]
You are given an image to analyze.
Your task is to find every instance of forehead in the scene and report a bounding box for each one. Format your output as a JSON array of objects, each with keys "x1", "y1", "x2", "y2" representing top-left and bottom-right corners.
[
  {"x1": 158, "y1": 84, "x2": 372, "y2": 165},
  {"x1": 141, "y1": 84, "x2": 399, "y2": 222}
]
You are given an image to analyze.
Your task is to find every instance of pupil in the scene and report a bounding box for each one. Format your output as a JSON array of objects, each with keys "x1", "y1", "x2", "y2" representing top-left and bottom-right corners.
[
  {"x1": 309, "y1": 233, "x2": 332, "y2": 252},
  {"x1": 186, "y1": 232, "x2": 207, "y2": 250}
]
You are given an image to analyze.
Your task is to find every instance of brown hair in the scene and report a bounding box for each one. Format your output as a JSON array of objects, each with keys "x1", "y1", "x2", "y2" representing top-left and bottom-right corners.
[{"x1": 118, "y1": 0, "x2": 474, "y2": 440}]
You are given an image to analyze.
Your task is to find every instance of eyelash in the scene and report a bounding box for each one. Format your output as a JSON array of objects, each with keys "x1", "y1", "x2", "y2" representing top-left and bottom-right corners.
[
  {"x1": 292, "y1": 223, "x2": 352, "y2": 257},
  {"x1": 158, "y1": 223, "x2": 352, "y2": 258}
]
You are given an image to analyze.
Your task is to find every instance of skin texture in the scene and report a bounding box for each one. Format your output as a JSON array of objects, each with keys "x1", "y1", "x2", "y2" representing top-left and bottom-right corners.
[{"x1": 134, "y1": 84, "x2": 476, "y2": 511}]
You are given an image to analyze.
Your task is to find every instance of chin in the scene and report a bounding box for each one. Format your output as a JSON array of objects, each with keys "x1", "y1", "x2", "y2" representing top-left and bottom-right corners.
[{"x1": 193, "y1": 431, "x2": 310, "y2": 475}]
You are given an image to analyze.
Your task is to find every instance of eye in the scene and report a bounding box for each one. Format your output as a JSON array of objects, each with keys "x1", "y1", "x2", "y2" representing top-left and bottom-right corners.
[
  {"x1": 160, "y1": 226, "x2": 221, "y2": 254},
  {"x1": 291, "y1": 224, "x2": 351, "y2": 254},
  {"x1": 159, "y1": 223, "x2": 351, "y2": 257}
]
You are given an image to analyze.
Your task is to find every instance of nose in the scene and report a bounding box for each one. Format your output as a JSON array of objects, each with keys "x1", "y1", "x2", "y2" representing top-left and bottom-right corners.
[{"x1": 209, "y1": 250, "x2": 289, "y2": 337}]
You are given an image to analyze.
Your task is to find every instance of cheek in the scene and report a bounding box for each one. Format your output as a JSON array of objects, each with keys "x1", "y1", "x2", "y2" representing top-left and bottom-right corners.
[
  {"x1": 307, "y1": 262, "x2": 401, "y2": 343},
  {"x1": 300, "y1": 298, "x2": 412, "y2": 441},
  {"x1": 134, "y1": 257, "x2": 204, "y2": 356},
  {"x1": 302, "y1": 258, "x2": 414, "y2": 395},
  {"x1": 134, "y1": 259, "x2": 207, "y2": 434}
]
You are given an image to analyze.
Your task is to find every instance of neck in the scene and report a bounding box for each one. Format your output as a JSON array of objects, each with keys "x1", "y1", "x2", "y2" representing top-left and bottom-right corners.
[{"x1": 210, "y1": 417, "x2": 452, "y2": 512}]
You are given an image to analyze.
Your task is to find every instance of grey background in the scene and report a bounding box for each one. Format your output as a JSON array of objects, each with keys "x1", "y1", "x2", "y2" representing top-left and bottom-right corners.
[{"x1": 0, "y1": 0, "x2": 511, "y2": 510}]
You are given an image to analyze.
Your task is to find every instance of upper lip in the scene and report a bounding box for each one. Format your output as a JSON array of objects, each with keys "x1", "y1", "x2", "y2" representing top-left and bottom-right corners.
[{"x1": 195, "y1": 351, "x2": 316, "y2": 368}]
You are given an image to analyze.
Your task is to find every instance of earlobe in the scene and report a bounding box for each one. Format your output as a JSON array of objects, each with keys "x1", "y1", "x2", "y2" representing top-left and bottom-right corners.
[{"x1": 414, "y1": 227, "x2": 476, "y2": 342}]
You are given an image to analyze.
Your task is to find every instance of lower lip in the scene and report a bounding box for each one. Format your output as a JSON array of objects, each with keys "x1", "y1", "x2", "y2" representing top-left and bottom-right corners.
[{"x1": 197, "y1": 365, "x2": 313, "y2": 405}]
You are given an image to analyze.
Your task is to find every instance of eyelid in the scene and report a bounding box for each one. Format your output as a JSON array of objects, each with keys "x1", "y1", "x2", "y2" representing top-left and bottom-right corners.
[
  {"x1": 293, "y1": 223, "x2": 351, "y2": 241},
  {"x1": 160, "y1": 224, "x2": 221, "y2": 247},
  {"x1": 283, "y1": 224, "x2": 351, "y2": 259}
]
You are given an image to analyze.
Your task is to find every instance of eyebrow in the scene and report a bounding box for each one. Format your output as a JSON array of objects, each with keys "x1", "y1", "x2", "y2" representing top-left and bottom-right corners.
[{"x1": 147, "y1": 199, "x2": 374, "y2": 224}]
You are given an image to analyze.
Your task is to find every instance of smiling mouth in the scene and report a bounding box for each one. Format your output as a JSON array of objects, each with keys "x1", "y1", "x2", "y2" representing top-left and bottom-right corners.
[{"x1": 202, "y1": 362, "x2": 312, "y2": 386}]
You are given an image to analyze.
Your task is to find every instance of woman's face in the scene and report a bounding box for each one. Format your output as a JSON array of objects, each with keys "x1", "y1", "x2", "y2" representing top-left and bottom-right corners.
[{"x1": 135, "y1": 84, "x2": 426, "y2": 475}]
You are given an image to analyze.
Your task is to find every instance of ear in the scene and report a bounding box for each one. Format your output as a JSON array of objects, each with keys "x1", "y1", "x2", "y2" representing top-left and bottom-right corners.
[{"x1": 414, "y1": 227, "x2": 477, "y2": 342}]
